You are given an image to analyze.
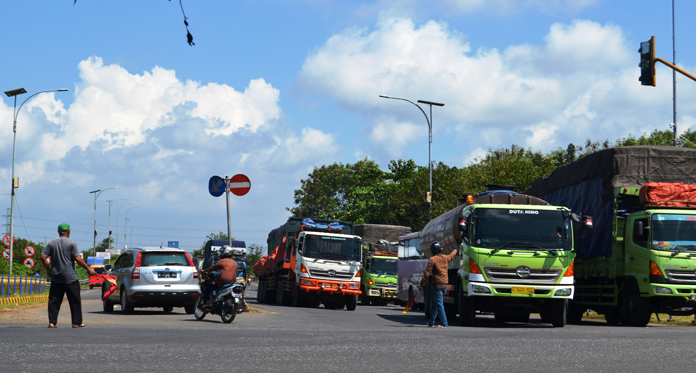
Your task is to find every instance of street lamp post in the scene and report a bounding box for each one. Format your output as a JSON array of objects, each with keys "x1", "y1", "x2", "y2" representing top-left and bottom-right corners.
[
  {"x1": 115, "y1": 203, "x2": 133, "y2": 250},
  {"x1": 90, "y1": 187, "x2": 118, "y2": 260},
  {"x1": 124, "y1": 206, "x2": 139, "y2": 249},
  {"x1": 106, "y1": 198, "x2": 127, "y2": 262},
  {"x1": 4, "y1": 87, "x2": 68, "y2": 276},
  {"x1": 379, "y1": 95, "x2": 444, "y2": 209}
]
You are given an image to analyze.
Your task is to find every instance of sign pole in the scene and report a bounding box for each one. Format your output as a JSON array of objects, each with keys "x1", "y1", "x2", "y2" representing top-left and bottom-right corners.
[{"x1": 225, "y1": 176, "x2": 232, "y2": 247}]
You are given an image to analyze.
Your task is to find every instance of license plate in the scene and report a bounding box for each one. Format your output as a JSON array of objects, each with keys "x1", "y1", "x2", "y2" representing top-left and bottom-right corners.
[
  {"x1": 157, "y1": 273, "x2": 177, "y2": 279},
  {"x1": 511, "y1": 286, "x2": 534, "y2": 294}
]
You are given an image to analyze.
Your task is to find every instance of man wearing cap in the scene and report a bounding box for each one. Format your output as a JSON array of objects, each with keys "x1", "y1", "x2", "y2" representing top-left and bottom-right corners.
[{"x1": 40, "y1": 223, "x2": 97, "y2": 328}]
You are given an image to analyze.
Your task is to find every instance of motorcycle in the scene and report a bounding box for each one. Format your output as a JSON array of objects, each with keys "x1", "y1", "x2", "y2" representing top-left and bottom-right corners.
[{"x1": 194, "y1": 274, "x2": 244, "y2": 323}]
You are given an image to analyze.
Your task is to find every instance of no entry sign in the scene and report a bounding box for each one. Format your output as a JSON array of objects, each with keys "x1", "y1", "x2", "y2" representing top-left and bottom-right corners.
[
  {"x1": 3, "y1": 235, "x2": 11, "y2": 247},
  {"x1": 2, "y1": 248, "x2": 9, "y2": 260},
  {"x1": 229, "y1": 174, "x2": 251, "y2": 196},
  {"x1": 23, "y1": 257, "x2": 35, "y2": 269},
  {"x1": 24, "y1": 245, "x2": 35, "y2": 257}
]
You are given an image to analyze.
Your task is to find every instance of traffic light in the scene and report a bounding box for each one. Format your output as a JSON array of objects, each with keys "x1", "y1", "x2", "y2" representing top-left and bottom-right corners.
[{"x1": 639, "y1": 36, "x2": 655, "y2": 86}]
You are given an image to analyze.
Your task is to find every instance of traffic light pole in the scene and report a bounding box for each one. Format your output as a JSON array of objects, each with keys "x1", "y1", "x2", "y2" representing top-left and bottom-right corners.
[{"x1": 653, "y1": 58, "x2": 696, "y2": 84}]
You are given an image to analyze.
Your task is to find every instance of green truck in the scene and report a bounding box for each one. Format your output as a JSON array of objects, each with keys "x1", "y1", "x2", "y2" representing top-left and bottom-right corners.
[
  {"x1": 525, "y1": 146, "x2": 696, "y2": 326},
  {"x1": 420, "y1": 188, "x2": 591, "y2": 327},
  {"x1": 354, "y1": 224, "x2": 411, "y2": 306}
]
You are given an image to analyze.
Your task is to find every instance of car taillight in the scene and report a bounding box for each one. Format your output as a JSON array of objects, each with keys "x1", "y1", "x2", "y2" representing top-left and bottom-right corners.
[
  {"x1": 564, "y1": 261, "x2": 574, "y2": 277},
  {"x1": 185, "y1": 252, "x2": 198, "y2": 279},
  {"x1": 469, "y1": 258, "x2": 482, "y2": 274},
  {"x1": 131, "y1": 252, "x2": 142, "y2": 279}
]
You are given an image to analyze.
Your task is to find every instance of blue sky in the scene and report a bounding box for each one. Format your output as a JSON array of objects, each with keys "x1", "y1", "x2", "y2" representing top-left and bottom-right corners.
[{"x1": 2, "y1": 0, "x2": 696, "y2": 254}]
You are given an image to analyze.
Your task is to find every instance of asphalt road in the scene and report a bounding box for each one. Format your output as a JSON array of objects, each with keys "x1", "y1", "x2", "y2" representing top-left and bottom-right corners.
[{"x1": 1, "y1": 284, "x2": 694, "y2": 372}]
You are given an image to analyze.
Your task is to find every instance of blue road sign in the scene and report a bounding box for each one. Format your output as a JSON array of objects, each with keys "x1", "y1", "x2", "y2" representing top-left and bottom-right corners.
[
  {"x1": 209, "y1": 175, "x2": 226, "y2": 197},
  {"x1": 168, "y1": 241, "x2": 179, "y2": 248}
]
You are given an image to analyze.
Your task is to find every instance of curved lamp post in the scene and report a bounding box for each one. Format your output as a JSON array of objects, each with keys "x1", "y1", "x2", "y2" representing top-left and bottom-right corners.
[
  {"x1": 124, "y1": 206, "x2": 139, "y2": 249},
  {"x1": 115, "y1": 203, "x2": 133, "y2": 250},
  {"x1": 106, "y1": 198, "x2": 127, "y2": 259},
  {"x1": 4, "y1": 87, "x2": 68, "y2": 276},
  {"x1": 379, "y1": 95, "x2": 444, "y2": 210}
]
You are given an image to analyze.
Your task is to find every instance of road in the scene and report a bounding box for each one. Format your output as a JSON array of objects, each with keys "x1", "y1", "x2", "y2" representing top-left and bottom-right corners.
[{"x1": 1, "y1": 284, "x2": 694, "y2": 372}]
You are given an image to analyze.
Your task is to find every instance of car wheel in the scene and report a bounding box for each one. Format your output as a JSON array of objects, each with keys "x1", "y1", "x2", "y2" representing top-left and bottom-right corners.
[
  {"x1": 163, "y1": 306, "x2": 174, "y2": 313},
  {"x1": 194, "y1": 297, "x2": 207, "y2": 321},
  {"x1": 102, "y1": 286, "x2": 114, "y2": 313},
  {"x1": 221, "y1": 298, "x2": 236, "y2": 323},
  {"x1": 120, "y1": 289, "x2": 134, "y2": 314}
]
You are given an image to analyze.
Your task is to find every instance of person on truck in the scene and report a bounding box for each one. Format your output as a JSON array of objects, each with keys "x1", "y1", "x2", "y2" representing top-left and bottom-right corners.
[
  {"x1": 200, "y1": 246, "x2": 238, "y2": 308},
  {"x1": 421, "y1": 241, "x2": 457, "y2": 328}
]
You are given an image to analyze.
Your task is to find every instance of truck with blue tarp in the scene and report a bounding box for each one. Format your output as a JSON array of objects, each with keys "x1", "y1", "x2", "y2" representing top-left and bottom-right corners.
[
  {"x1": 254, "y1": 217, "x2": 362, "y2": 310},
  {"x1": 524, "y1": 145, "x2": 696, "y2": 326},
  {"x1": 419, "y1": 187, "x2": 590, "y2": 327}
]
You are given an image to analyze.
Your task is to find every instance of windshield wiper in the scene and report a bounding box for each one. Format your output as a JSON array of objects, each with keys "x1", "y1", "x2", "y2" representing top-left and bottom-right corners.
[{"x1": 491, "y1": 241, "x2": 543, "y2": 255}]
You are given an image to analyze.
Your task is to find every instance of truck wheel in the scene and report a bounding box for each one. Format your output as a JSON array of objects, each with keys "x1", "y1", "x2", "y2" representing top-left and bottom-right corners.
[
  {"x1": 346, "y1": 295, "x2": 357, "y2": 311},
  {"x1": 567, "y1": 302, "x2": 585, "y2": 324},
  {"x1": 458, "y1": 282, "x2": 476, "y2": 326},
  {"x1": 276, "y1": 279, "x2": 285, "y2": 305},
  {"x1": 550, "y1": 299, "x2": 567, "y2": 327},
  {"x1": 360, "y1": 287, "x2": 371, "y2": 306},
  {"x1": 292, "y1": 285, "x2": 306, "y2": 307},
  {"x1": 257, "y1": 279, "x2": 265, "y2": 303},
  {"x1": 604, "y1": 307, "x2": 621, "y2": 325},
  {"x1": 622, "y1": 280, "x2": 652, "y2": 326}
]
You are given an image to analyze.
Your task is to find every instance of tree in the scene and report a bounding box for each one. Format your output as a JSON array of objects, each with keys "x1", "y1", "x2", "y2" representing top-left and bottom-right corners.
[{"x1": 246, "y1": 244, "x2": 264, "y2": 276}]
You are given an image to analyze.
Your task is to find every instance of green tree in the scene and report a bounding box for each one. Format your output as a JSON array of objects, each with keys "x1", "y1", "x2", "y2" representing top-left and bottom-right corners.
[
  {"x1": 246, "y1": 244, "x2": 264, "y2": 276},
  {"x1": 0, "y1": 237, "x2": 46, "y2": 276}
]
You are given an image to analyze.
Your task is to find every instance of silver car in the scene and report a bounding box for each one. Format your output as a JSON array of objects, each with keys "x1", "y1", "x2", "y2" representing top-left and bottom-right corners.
[{"x1": 103, "y1": 247, "x2": 201, "y2": 314}]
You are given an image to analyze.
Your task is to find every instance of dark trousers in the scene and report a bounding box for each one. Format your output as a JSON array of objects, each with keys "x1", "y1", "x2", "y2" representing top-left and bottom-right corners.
[
  {"x1": 202, "y1": 280, "x2": 217, "y2": 301},
  {"x1": 48, "y1": 280, "x2": 82, "y2": 325}
]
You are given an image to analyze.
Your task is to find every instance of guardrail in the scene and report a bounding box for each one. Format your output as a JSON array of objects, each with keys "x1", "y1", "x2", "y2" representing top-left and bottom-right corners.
[{"x1": 0, "y1": 274, "x2": 47, "y2": 297}]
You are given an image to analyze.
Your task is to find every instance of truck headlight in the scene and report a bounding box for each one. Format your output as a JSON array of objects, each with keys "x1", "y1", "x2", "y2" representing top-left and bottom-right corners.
[
  {"x1": 654, "y1": 286, "x2": 673, "y2": 294},
  {"x1": 349, "y1": 283, "x2": 360, "y2": 289},
  {"x1": 472, "y1": 285, "x2": 491, "y2": 294},
  {"x1": 301, "y1": 279, "x2": 313, "y2": 286},
  {"x1": 554, "y1": 288, "x2": 572, "y2": 296}
]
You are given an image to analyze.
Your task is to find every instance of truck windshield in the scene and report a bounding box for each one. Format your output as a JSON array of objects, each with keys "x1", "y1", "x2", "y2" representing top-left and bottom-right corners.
[
  {"x1": 371, "y1": 258, "x2": 398, "y2": 275},
  {"x1": 303, "y1": 235, "x2": 361, "y2": 261},
  {"x1": 473, "y1": 208, "x2": 571, "y2": 250},
  {"x1": 651, "y1": 214, "x2": 696, "y2": 252}
]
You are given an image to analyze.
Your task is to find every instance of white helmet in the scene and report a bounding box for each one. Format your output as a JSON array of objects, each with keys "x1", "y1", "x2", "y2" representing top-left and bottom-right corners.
[{"x1": 220, "y1": 245, "x2": 233, "y2": 259}]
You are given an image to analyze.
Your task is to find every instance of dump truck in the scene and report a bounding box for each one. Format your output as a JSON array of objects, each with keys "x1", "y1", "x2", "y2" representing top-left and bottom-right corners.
[
  {"x1": 420, "y1": 188, "x2": 590, "y2": 327},
  {"x1": 524, "y1": 145, "x2": 696, "y2": 326},
  {"x1": 354, "y1": 224, "x2": 412, "y2": 306},
  {"x1": 254, "y1": 217, "x2": 362, "y2": 310}
]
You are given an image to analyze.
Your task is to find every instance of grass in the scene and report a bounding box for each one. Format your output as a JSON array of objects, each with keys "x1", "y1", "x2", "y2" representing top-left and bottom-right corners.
[{"x1": 581, "y1": 310, "x2": 696, "y2": 326}]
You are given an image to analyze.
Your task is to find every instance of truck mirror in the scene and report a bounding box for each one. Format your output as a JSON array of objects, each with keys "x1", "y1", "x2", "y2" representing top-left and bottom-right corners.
[
  {"x1": 458, "y1": 218, "x2": 468, "y2": 235},
  {"x1": 582, "y1": 215, "x2": 593, "y2": 231},
  {"x1": 637, "y1": 220, "x2": 650, "y2": 236}
]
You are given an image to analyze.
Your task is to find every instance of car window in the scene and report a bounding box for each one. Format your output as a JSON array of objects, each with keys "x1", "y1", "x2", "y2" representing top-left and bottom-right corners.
[{"x1": 141, "y1": 252, "x2": 189, "y2": 267}]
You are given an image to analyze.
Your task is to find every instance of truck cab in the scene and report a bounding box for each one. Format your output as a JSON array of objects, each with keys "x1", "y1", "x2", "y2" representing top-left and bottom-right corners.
[{"x1": 361, "y1": 249, "x2": 398, "y2": 306}]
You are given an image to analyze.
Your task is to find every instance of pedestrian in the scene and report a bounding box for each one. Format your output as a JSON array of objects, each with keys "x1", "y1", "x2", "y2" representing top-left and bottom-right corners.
[
  {"x1": 421, "y1": 241, "x2": 457, "y2": 328},
  {"x1": 40, "y1": 223, "x2": 97, "y2": 328}
]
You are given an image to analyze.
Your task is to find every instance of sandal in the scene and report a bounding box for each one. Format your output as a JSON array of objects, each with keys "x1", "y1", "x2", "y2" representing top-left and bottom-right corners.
[
  {"x1": 48, "y1": 324, "x2": 56, "y2": 328},
  {"x1": 72, "y1": 324, "x2": 87, "y2": 328}
]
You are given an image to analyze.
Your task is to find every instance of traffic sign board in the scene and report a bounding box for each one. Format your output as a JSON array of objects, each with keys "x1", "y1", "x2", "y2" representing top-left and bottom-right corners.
[
  {"x1": 3, "y1": 235, "x2": 12, "y2": 247},
  {"x1": 209, "y1": 175, "x2": 226, "y2": 197},
  {"x1": 23, "y1": 257, "x2": 35, "y2": 269},
  {"x1": 229, "y1": 174, "x2": 251, "y2": 196},
  {"x1": 24, "y1": 245, "x2": 35, "y2": 257},
  {"x1": 2, "y1": 248, "x2": 9, "y2": 260}
]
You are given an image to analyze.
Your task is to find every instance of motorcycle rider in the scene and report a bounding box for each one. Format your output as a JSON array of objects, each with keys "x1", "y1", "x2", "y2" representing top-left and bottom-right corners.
[{"x1": 200, "y1": 246, "x2": 239, "y2": 308}]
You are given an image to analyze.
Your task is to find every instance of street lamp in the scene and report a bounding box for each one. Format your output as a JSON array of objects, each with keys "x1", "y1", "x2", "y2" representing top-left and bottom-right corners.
[
  {"x1": 4, "y1": 87, "x2": 68, "y2": 276},
  {"x1": 106, "y1": 198, "x2": 127, "y2": 260},
  {"x1": 115, "y1": 203, "x2": 133, "y2": 250},
  {"x1": 379, "y1": 95, "x2": 444, "y2": 209},
  {"x1": 124, "y1": 206, "x2": 139, "y2": 249},
  {"x1": 90, "y1": 187, "x2": 118, "y2": 260}
]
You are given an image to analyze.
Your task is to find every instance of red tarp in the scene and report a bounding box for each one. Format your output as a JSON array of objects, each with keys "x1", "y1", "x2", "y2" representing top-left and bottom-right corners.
[
  {"x1": 639, "y1": 182, "x2": 696, "y2": 206},
  {"x1": 253, "y1": 245, "x2": 282, "y2": 275}
]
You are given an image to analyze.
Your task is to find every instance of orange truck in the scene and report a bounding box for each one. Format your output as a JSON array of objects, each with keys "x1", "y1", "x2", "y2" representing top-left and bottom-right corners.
[{"x1": 88, "y1": 265, "x2": 107, "y2": 289}]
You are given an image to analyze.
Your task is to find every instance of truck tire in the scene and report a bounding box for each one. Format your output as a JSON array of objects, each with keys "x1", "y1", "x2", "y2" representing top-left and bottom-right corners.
[
  {"x1": 550, "y1": 299, "x2": 567, "y2": 327},
  {"x1": 458, "y1": 285, "x2": 476, "y2": 327},
  {"x1": 361, "y1": 286, "x2": 371, "y2": 306},
  {"x1": 276, "y1": 279, "x2": 290, "y2": 306},
  {"x1": 292, "y1": 284, "x2": 306, "y2": 307},
  {"x1": 622, "y1": 280, "x2": 652, "y2": 326},
  {"x1": 604, "y1": 307, "x2": 621, "y2": 325},
  {"x1": 346, "y1": 295, "x2": 357, "y2": 311},
  {"x1": 567, "y1": 302, "x2": 585, "y2": 324},
  {"x1": 257, "y1": 279, "x2": 265, "y2": 303}
]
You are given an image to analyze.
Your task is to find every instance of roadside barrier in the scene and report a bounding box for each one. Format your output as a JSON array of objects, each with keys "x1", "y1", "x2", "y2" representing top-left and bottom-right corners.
[
  {"x1": 0, "y1": 294, "x2": 48, "y2": 305},
  {"x1": 0, "y1": 274, "x2": 47, "y2": 297}
]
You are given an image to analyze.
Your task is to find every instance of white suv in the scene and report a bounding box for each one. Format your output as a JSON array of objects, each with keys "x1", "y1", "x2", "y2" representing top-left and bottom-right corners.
[{"x1": 103, "y1": 247, "x2": 201, "y2": 314}]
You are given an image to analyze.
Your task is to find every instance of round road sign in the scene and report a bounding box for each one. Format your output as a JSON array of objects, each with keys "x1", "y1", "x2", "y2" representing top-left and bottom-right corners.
[
  {"x1": 208, "y1": 175, "x2": 226, "y2": 197},
  {"x1": 23, "y1": 257, "x2": 35, "y2": 269},
  {"x1": 24, "y1": 245, "x2": 35, "y2": 257},
  {"x1": 3, "y1": 235, "x2": 12, "y2": 247},
  {"x1": 2, "y1": 248, "x2": 9, "y2": 260},
  {"x1": 229, "y1": 174, "x2": 251, "y2": 196}
]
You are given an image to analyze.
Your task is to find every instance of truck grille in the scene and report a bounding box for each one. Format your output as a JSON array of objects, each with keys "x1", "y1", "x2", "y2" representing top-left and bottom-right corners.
[
  {"x1": 375, "y1": 282, "x2": 397, "y2": 288},
  {"x1": 484, "y1": 268, "x2": 562, "y2": 284},
  {"x1": 665, "y1": 269, "x2": 696, "y2": 284},
  {"x1": 308, "y1": 269, "x2": 354, "y2": 280}
]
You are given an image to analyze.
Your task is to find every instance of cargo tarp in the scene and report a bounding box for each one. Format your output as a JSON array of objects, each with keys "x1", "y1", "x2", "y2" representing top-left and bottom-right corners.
[
  {"x1": 523, "y1": 146, "x2": 696, "y2": 258},
  {"x1": 639, "y1": 182, "x2": 696, "y2": 206},
  {"x1": 353, "y1": 224, "x2": 412, "y2": 245}
]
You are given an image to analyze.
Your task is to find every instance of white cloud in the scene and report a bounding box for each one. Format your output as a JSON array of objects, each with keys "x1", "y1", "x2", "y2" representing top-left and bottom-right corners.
[{"x1": 440, "y1": 0, "x2": 598, "y2": 15}]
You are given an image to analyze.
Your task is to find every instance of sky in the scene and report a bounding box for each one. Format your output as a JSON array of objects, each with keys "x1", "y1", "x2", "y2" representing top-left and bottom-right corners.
[{"x1": 2, "y1": 0, "x2": 696, "y2": 255}]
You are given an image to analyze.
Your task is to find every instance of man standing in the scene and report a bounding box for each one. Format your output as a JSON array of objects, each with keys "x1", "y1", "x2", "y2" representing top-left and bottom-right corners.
[
  {"x1": 40, "y1": 223, "x2": 97, "y2": 328},
  {"x1": 421, "y1": 241, "x2": 457, "y2": 328}
]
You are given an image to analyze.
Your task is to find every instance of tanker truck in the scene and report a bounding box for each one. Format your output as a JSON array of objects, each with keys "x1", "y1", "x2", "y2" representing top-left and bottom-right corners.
[
  {"x1": 420, "y1": 188, "x2": 591, "y2": 327},
  {"x1": 254, "y1": 217, "x2": 362, "y2": 310},
  {"x1": 354, "y1": 224, "x2": 412, "y2": 306},
  {"x1": 524, "y1": 145, "x2": 696, "y2": 326}
]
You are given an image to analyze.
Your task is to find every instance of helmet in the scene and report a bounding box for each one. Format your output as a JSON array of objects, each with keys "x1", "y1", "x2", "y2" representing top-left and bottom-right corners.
[
  {"x1": 430, "y1": 241, "x2": 443, "y2": 255},
  {"x1": 219, "y1": 245, "x2": 233, "y2": 259}
]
